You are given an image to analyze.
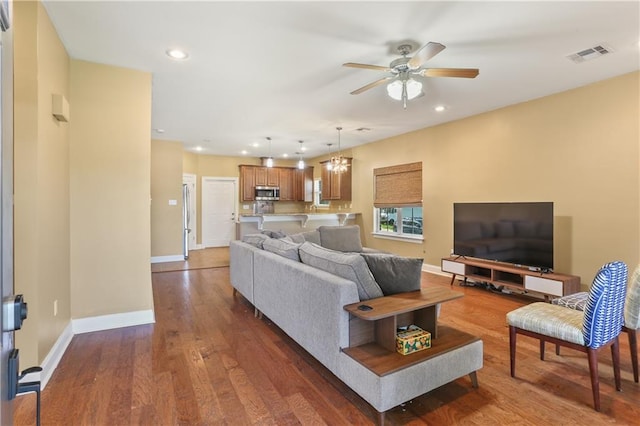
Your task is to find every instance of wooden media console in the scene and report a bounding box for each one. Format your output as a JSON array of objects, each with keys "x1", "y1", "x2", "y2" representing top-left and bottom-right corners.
[{"x1": 441, "y1": 256, "x2": 580, "y2": 299}]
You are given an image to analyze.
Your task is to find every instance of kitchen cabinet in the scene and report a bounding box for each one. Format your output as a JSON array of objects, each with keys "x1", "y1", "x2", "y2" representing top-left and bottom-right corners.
[
  {"x1": 279, "y1": 168, "x2": 294, "y2": 201},
  {"x1": 239, "y1": 165, "x2": 313, "y2": 202},
  {"x1": 320, "y1": 159, "x2": 352, "y2": 201},
  {"x1": 240, "y1": 165, "x2": 256, "y2": 201},
  {"x1": 294, "y1": 167, "x2": 314, "y2": 202}
]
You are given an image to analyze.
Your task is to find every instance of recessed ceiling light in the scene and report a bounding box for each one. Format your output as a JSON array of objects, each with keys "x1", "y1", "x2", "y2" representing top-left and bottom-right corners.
[
  {"x1": 195, "y1": 146, "x2": 203, "y2": 152},
  {"x1": 154, "y1": 128, "x2": 165, "y2": 133},
  {"x1": 241, "y1": 150, "x2": 248, "y2": 155},
  {"x1": 166, "y1": 48, "x2": 189, "y2": 60},
  {"x1": 283, "y1": 153, "x2": 289, "y2": 158},
  {"x1": 252, "y1": 143, "x2": 259, "y2": 148},
  {"x1": 434, "y1": 105, "x2": 446, "y2": 112}
]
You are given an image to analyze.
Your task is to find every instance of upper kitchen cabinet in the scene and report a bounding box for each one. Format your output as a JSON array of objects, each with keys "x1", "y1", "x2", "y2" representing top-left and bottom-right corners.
[
  {"x1": 294, "y1": 167, "x2": 314, "y2": 202},
  {"x1": 320, "y1": 159, "x2": 352, "y2": 201}
]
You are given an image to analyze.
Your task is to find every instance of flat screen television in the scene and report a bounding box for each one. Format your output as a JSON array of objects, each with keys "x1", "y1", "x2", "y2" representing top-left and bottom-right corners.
[{"x1": 453, "y1": 202, "x2": 554, "y2": 271}]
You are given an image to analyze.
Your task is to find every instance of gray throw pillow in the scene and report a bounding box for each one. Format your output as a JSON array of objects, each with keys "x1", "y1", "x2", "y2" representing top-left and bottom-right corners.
[
  {"x1": 289, "y1": 229, "x2": 321, "y2": 245},
  {"x1": 262, "y1": 238, "x2": 301, "y2": 262},
  {"x1": 360, "y1": 253, "x2": 423, "y2": 295},
  {"x1": 288, "y1": 233, "x2": 306, "y2": 244},
  {"x1": 261, "y1": 229, "x2": 287, "y2": 239},
  {"x1": 299, "y1": 242, "x2": 383, "y2": 300},
  {"x1": 241, "y1": 233, "x2": 270, "y2": 249},
  {"x1": 318, "y1": 225, "x2": 363, "y2": 252}
]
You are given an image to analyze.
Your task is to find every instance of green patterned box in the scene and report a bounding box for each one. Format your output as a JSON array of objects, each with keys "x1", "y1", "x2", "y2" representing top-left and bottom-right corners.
[{"x1": 396, "y1": 325, "x2": 431, "y2": 355}]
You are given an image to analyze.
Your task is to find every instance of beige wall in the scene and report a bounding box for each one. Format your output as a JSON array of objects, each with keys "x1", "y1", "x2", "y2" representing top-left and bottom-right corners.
[
  {"x1": 151, "y1": 139, "x2": 183, "y2": 257},
  {"x1": 69, "y1": 60, "x2": 154, "y2": 318},
  {"x1": 14, "y1": 0, "x2": 71, "y2": 368},
  {"x1": 350, "y1": 72, "x2": 640, "y2": 287}
]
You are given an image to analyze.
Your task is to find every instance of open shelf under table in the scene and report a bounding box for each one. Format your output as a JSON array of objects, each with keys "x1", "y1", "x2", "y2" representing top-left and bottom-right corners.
[{"x1": 342, "y1": 325, "x2": 480, "y2": 376}]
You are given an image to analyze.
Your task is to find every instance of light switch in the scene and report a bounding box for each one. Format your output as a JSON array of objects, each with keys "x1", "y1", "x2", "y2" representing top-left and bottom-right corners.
[{"x1": 169, "y1": 199, "x2": 177, "y2": 205}]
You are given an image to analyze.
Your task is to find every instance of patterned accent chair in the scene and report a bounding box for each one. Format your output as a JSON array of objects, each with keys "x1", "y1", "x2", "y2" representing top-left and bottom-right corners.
[
  {"x1": 506, "y1": 261, "x2": 628, "y2": 411},
  {"x1": 551, "y1": 264, "x2": 639, "y2": 382}
]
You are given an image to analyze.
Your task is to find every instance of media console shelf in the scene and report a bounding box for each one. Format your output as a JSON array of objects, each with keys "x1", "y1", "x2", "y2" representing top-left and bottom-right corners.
[{"x1": 441, "y1": 257, "x2": 581, "y2": 300}]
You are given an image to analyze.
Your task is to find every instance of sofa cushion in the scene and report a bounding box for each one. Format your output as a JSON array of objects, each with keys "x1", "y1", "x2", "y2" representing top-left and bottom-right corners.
[
  {"x1": 262, "y1": 238, "x2": 301, "y2": 262},
  {"x1": 318, "y1": 225, "x2": 363, "y2": 252},
  {"x1": 299, "y1": 242, "x2": 383, "y2": 300},
  {"x1": 360, "y1": 253, "x2": 423, "y2": 295},
  {"x1": 261, "y1": 229, "x2": 287, "y2": 239},
  {"x1": 241, "y1": 233, "x2": 270, "y2": 249},
  {"x1": 288, "y1": 229, "x2": 321, "y2": 245}
]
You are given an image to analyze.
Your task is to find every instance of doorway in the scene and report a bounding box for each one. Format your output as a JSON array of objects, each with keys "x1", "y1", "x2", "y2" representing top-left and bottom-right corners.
[{"x1": 201, "y1": 177, "x2": 237, "y2": 248}]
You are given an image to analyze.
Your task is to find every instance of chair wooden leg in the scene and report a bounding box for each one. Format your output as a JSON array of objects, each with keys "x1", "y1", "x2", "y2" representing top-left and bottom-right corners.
[
  {"x1": 540, "y1": 340, "x2": 545, "y2": 360},
  {"x1": 587, "y1": 347, "x2": 601, "y2": 412},
  {"x1": 627, "y1": 327, "x2": 638, "y2": 383},
  {"x1": 611, "y1": 336, "x2": 622, "y2": 391},
  {"x1": 509, "y1": 326, "x2": 517, "y2": 377},
  {"x1": 555, "y1": 344, "x2": 560, "y2": 356}
]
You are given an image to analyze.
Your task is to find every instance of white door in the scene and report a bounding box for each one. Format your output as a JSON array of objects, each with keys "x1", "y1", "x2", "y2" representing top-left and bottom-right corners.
[
  {"x1": 182, "y1": 173, "x2": 197, "y2": 250},
  {"x1": 202, "y1": 177, "x2": 237, "y2": 247}
]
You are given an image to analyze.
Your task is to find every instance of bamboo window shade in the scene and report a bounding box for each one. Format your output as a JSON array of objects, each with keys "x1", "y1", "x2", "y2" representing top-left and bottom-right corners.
[{"x1": 373, "y1": 162, "x2": 422, "y2": 208}]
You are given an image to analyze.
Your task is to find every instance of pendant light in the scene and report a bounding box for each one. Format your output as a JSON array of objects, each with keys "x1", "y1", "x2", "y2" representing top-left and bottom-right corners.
[
  {"x1": 326, "y1": 143, "x2": 334, "y2": 171},
  {"x1": 297, "y1": 140, "x2": 305, "y2": 169},
  {"x1": 329, "y1": 127, "x2": 349, "y2": 173},
  {"x1": 266, "y1": 137, "x2": 274, "y2": 168}
]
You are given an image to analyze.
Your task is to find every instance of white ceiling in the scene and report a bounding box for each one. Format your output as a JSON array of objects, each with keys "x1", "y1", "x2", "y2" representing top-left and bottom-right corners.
[{"x1": 42, "y1": 1, "x2": 640, "y2": 161}]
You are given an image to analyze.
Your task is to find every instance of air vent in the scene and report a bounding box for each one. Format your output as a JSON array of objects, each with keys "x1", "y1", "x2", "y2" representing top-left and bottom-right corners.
[{"x1": 567, "y1": 44, "x2": 614, "y2": 64}]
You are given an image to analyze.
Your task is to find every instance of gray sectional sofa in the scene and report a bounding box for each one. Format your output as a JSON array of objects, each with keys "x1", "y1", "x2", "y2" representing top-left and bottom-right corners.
[{"x1": 229, "y1": 226, "x2": 483, "y2": 421}]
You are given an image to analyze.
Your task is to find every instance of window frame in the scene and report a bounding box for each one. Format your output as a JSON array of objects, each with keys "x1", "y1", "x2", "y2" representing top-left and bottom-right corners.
[
  {"x1": 313, "y1": 178, "x2": 330, "y2": 208},
  {"x1": 372, "y1": 206, "x2": 424, "y2": 242}
]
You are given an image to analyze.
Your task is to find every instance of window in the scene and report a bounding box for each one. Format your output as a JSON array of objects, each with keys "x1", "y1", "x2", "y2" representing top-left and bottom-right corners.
[
  {"x1": 373, "y1": 162, "x2": 423, "y2": 239},
  {"x1": 314, "y1": 179, "x2": 329, "y2": 208}
]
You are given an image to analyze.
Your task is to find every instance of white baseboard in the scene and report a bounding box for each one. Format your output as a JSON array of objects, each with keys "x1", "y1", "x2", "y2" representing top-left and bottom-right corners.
[
  {"x1": 72, "y1": 309, "x2": 155, "y2": 334},
  {"x1": 151, "y1": 254, "x2": 184, "y2": 263},
  {"x1": 20, "y1": 321, "x2": 74, "y2": 390},
  {"x1": 423, "y1": 262, "x2": 450, "y2": 277},
  {"x1": 20, "y1": 309, "x2": 155, "y2": 390}
]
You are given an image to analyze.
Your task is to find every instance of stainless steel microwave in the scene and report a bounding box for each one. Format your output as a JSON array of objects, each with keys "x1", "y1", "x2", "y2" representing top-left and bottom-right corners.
[{"x1": 255, "y1": 186, "x2": 280, "y2": 200}]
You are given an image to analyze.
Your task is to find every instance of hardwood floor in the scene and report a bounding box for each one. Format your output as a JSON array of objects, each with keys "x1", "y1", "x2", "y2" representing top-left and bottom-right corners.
[{"x1": 13, "y1": 264, "x2": 640, "y2": 425}]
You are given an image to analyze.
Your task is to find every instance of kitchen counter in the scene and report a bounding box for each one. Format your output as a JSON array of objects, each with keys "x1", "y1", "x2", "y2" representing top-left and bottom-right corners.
[{"x1": 238, "y1": 212, "x2": 359, "y2": 230}]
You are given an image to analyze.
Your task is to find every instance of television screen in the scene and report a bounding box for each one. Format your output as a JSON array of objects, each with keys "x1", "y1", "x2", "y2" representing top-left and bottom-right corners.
[{"x1": 453, "y1": 202, "x2": 553, "y2": 271}]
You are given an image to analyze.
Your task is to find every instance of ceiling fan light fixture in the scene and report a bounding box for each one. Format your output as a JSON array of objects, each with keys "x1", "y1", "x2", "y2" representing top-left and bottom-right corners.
[{"x1": 387, "y1": 78, "x2": 422, "y2": 101}]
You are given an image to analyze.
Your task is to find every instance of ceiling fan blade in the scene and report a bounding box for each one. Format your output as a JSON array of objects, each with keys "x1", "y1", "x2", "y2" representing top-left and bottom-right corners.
[
  {"x1": 350, "y1": 76, "x2": 393, "y2": 95},
  {"x1": 407, "y1": 42, "x2": 446, "y2": 69},
  {"x1": 343, "y1": 62, "x2": 391, "y2": 72},
  {"x1": 419, "y1": 68, "x2": 480, "y2": 78}
]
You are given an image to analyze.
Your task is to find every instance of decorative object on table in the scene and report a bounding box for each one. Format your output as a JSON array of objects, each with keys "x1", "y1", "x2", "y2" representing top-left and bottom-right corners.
[{"x1": 396, "y1": 325, "x2": 431, "y2": 355}]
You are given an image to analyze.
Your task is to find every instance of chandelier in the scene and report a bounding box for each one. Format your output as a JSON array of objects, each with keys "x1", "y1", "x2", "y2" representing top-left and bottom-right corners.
[{"x1": 327, "y1": 127, "x2": 349, "y2": 174}]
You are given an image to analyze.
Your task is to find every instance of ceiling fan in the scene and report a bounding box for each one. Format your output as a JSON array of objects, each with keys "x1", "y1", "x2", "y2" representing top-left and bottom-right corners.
[{"x1": 343, "y1": 42, "x2": 479, "y2": 108}]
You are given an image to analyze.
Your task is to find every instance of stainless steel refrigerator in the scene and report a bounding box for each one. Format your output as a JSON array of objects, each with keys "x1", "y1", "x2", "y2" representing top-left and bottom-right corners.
[{"x1": 182, "y1": 183, "x2": 192, "y2": 260}]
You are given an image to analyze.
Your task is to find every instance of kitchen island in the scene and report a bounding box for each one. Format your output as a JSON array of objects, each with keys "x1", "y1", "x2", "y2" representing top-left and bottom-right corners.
[{"x1": 237, "y1": 212, "x2": 360, "y2": 238}]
